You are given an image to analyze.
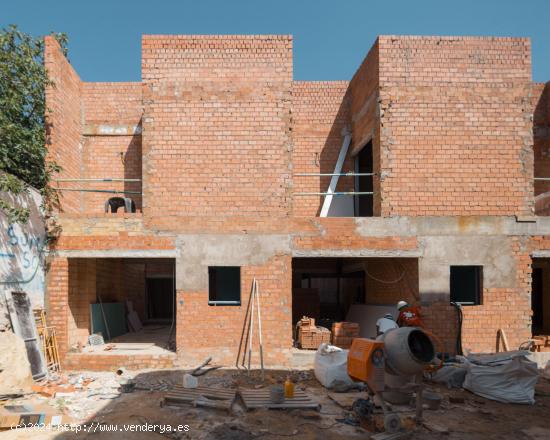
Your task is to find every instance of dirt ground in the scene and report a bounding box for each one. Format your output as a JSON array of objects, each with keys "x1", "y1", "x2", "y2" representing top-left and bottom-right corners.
[{"x1": 2, "y1": 368, "x2": 550, "y2": 440}]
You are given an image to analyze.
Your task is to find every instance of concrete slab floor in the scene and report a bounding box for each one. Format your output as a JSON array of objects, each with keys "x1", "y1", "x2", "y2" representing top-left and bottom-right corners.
[{"x1": 81, "y1": 325, "x2": 174, "y2": 356}]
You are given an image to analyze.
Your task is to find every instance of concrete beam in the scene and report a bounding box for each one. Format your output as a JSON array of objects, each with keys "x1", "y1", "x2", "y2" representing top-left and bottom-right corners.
[
  {"x1": 83, "y1": 123, "x2": 142, "y2": 136},
  {"x1": 292, "y1": 249, "x2": 421, "y2": 258},
  {"x1": 355, "y1": 215, "x2": 550, "y2": 237},
  {"x1": 49, "y1": 249, "x2": 176, "y2": 258},
  {"x1": 175, "y1": 234, "x2": 291, "y2": 291}
]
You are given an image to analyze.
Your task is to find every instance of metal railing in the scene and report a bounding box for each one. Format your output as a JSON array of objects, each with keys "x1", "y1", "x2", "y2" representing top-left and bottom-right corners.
[{"x1": 292, "y1": 172, "x2": 374, "y2": 196}]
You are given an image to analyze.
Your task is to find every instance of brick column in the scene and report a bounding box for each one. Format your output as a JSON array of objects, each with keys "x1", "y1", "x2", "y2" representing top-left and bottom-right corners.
[{"x1": 46, "y1": 257, "x2": 70, "y2": 358}]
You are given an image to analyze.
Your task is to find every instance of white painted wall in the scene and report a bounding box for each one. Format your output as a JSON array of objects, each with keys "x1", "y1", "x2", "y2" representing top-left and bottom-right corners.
[{"x1": 0, "y1": 187, "x2": 46, "y2": 329}]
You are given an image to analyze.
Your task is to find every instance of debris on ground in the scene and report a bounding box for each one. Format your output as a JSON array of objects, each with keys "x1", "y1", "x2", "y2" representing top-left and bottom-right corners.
[
  {"x1": 0, "y1": 367, "x2": 548, "y2": 439},
  {"x1": 0, "y1": 330, "x2": 34, "y2": 396}
]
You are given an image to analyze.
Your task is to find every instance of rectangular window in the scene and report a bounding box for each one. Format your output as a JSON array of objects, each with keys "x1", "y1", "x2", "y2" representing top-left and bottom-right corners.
[
  {"x1": 354, "y1": 141, "x2": 374, "y2": 217},
  {"x1": 208, "y1": 266, "x2": 241, "y2": 306},
  {"x1": 450, "y1": 266, "x2": 482, "y2": 305}
]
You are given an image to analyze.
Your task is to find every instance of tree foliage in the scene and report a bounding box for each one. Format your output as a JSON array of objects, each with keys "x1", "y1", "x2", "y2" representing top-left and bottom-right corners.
[{"x1": 0, "y1": 25, "x2": 66, "y2": 223}]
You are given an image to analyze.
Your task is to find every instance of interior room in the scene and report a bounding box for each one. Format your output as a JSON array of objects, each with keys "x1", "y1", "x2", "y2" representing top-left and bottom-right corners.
[
  {"x1": 532, "y1": 258, "x2": 550, "y2": 336},
  {"x1": 291, "y1": 257, "x2": 419, "y2": 341},
  {"x1": 66, "y1": 257, "x2": 176, "y2": 355}
]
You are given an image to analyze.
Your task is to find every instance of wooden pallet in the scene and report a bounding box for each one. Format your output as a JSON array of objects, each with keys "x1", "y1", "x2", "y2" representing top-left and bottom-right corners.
[
  {"x1": 162, "y1": 386, "x2": 320, "y2": 411},
  {"x1": 239, "y1": 389, "x2": 320, "y2": 410},
  {"x1": 163, "y1": 386, "x2": 236, "y2": 410},
  {"x1": 33, "y1": 309, "x2": 61, "y2": 373}
]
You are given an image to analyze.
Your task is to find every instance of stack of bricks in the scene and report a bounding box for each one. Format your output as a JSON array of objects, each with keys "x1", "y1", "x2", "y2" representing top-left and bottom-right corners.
[
  {"x1": 532, "y1": 335, "x2": 550, "y2": 352},
  {"x1": 297, "y1": 317, "x2": 331, "y2": 350},
  {"x1": 331, "y1": 322, "x2": 360, "y2": 349}
]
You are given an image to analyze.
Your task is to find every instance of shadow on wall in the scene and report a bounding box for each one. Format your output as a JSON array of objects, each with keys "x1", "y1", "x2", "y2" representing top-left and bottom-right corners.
[
  {"x1": 317, "y1": 91, "x2": 353, "y2": 217},
  {"x1": 123, "y1": 117, "x2": 143, "y2": 212},
  {"x1": 534, "y1": 82, "x2": 550, "y2": 215}
]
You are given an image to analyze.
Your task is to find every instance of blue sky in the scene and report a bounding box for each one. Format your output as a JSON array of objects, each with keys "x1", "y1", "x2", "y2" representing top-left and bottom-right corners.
[{"x1": 3, "y1": 0, "x2": 549, "y2": 82}]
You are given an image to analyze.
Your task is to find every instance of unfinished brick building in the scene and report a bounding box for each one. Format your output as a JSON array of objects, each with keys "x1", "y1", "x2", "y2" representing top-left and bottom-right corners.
[{"x1": 44, "y1": 34, "x2": 550, "y2": 370}]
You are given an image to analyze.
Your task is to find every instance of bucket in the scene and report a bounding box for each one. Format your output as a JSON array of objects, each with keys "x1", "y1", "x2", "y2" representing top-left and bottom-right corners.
[{"x1": 270, "y1": 385, "x2": 285, "y2": 404}]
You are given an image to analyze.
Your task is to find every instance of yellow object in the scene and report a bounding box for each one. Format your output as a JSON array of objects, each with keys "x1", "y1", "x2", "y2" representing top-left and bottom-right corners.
[
  {"x1": 347, "y1": 338, "x2": 385, "y2": 392},
  {"x1": 284, "y1": 377, "x2": 295, "y2": 398}
]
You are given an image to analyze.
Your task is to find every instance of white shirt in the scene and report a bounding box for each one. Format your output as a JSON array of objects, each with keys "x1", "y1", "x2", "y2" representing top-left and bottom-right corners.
[{"x1": 376, "y1": 317, "x2": 398, "y2": 334}]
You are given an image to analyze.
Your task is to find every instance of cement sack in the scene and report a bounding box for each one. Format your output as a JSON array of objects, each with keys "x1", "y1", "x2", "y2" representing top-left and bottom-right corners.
[
  {"x1": 0, "y1": 330, "x2": 34, "y2": 395},
  {"x1": 462, "y1": 353, "x2": 539, "y2": 404},
  {"x1": 314, "y1": 343, "x2": 354, "y2": 389},
  {"x1": 429, "y1": 364, "x2": 467, "y2": 389}
]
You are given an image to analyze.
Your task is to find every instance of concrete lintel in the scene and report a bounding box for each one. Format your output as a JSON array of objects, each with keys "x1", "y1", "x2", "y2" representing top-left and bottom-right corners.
[
  {"x1": 291, "y1": 249, "x2": 422, "y2": 258},
  {"x1": 355, "y1": 215, "x2": 550, "y2": 237},
  {"x1": 83, "y1": 123, "x2": 142, "y2": 136},
  {"x1": 531, "y1": 250, "x2": 550, "y2": 258},
  {"x1": 49, "y1": 249, "x2": 177, "y2": 258},
  {"x1": 176, "y1": 234, "x2": 291, "y2": 291}
]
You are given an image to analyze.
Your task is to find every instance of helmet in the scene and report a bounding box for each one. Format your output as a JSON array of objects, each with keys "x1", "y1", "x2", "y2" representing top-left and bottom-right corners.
[
  {"x1": 397, "y1": 300, "x2": 409, "y2": 310},
  {"x1": 383, "y1": 313, "x2": 394, "y2": 320}
]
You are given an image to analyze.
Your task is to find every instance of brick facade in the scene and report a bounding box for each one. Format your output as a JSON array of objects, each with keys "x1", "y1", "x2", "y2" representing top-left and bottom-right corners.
[
  {"x1": 141, "y1": 35, "x2": 293, "y2": 228},
  {"x1": 45, "y1": 36, "x2": 82, "y2": 212},
  {"x1": 44, "y1": 34, "x2": 550, "y2": 370},
  {"x1": 378, "y1": 36, "x2": 534, "y2": 217}
]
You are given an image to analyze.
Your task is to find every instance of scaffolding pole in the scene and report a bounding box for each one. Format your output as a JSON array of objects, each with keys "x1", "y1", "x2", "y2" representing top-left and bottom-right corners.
[
  {"x1": 294, "y1": 191, "x2": 373, "y2": 196},
  {"x1": 294, "y1": 172, "x2": 374, "y2": 177},
  {"x1": 55, "y1": 178, "x2": 141, "y2": 182},
  {"x1": 55, "y1": 188, "x2": 142, "y2": 195}
]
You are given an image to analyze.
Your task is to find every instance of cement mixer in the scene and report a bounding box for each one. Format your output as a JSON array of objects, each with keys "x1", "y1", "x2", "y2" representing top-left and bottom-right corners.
[{"x1": 347, "y1": 327, "x2": 436, "y2": 433}]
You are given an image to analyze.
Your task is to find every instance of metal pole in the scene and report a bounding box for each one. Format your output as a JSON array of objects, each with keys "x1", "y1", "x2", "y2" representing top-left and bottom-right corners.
[
  {"x1": 294, "y1": 191, "x2": 374, "y2": 196},
  {"x1": 534, "y1": 178, "x2": 550, "y2": 181},
  {"x1": 55, "y1": 178, "x2": 142, "y2": 182},
  {"x1": 256, "y1": 279, "x2": 264, "y2": 380},
  {"x1": 247, "y1": 278, "x2": 256, "y2": 374},
  {"x1": 294, "y1": 172, "x2": 374, "y2": 177},
  {"x1": 320, "y1": 128, "x2": 352, "y2": 217},
  {"x1": 55, "y1": 188, "x2": 142, "y2": 195}
]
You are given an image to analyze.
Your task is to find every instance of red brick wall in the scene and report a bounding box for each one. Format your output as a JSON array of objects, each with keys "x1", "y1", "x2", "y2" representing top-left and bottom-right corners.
[
  {"x1": 377, "y1": 36, "x2": 533, "y2": 216},
  {"x1": 81, "y1": 83, "x2": 143, "y2": 212},
  {"x1": 364, "y1": 258, "x2": 418, "y2": 305},
  {"x1": 291, "y1": 82, "x2": 351, "y2": 216},
  {"x1": 63, "y1": 352, "x2": 175, "y2": 371},
  {"x1": 52, "y1": 233, "x2": 175, "y2": 251},
  {"x1": 82, "y1": 82, "x2": 142, "y2": 125},
  {"x1": 422, "y1": 238, "x2": 532, "y2": 355},
  {"x1": 176, "y1": 255, "x2": 292, "y2": 366},
  {"x1": 462, "y1": 239, "x2": 532, "y2": 352},
  {"x1": 46, "y1": 257, "x2": 70, "y2": 356},
  {"x1": 44, "y1": 36, "x2": 83, "y2": 213},
  {"x1": 293, "y1": 218, "x2": 418, "y2": 251},
  {"x1": 141, "y1": 35, "x2": 293, "y2": 227},
  {"x1": 67, "y1": 258, "x2": 96, "y2": 347}
]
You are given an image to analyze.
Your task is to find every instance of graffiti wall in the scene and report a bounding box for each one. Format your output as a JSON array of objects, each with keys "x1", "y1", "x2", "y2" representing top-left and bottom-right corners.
[{"x1": 0, "y1": 187, "x2": 46, "y2": 330}]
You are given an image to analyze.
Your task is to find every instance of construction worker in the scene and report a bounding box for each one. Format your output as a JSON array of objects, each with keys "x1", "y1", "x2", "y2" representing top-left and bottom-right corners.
[
  {"x1": 376, "y1": 313, "x2": 398, "y2": 336},
  {"x1": 396, "y1": 300, "x2": 424, "y2": 328}
]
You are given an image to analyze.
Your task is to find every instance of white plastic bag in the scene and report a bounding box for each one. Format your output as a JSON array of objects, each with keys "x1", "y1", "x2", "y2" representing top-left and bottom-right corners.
[
  {"x1": 314, "y1": 343, "x2": 354, "y2": 389},
  {"x1": 463, "y1": 354, "x2": 539, "y2": 404}
]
